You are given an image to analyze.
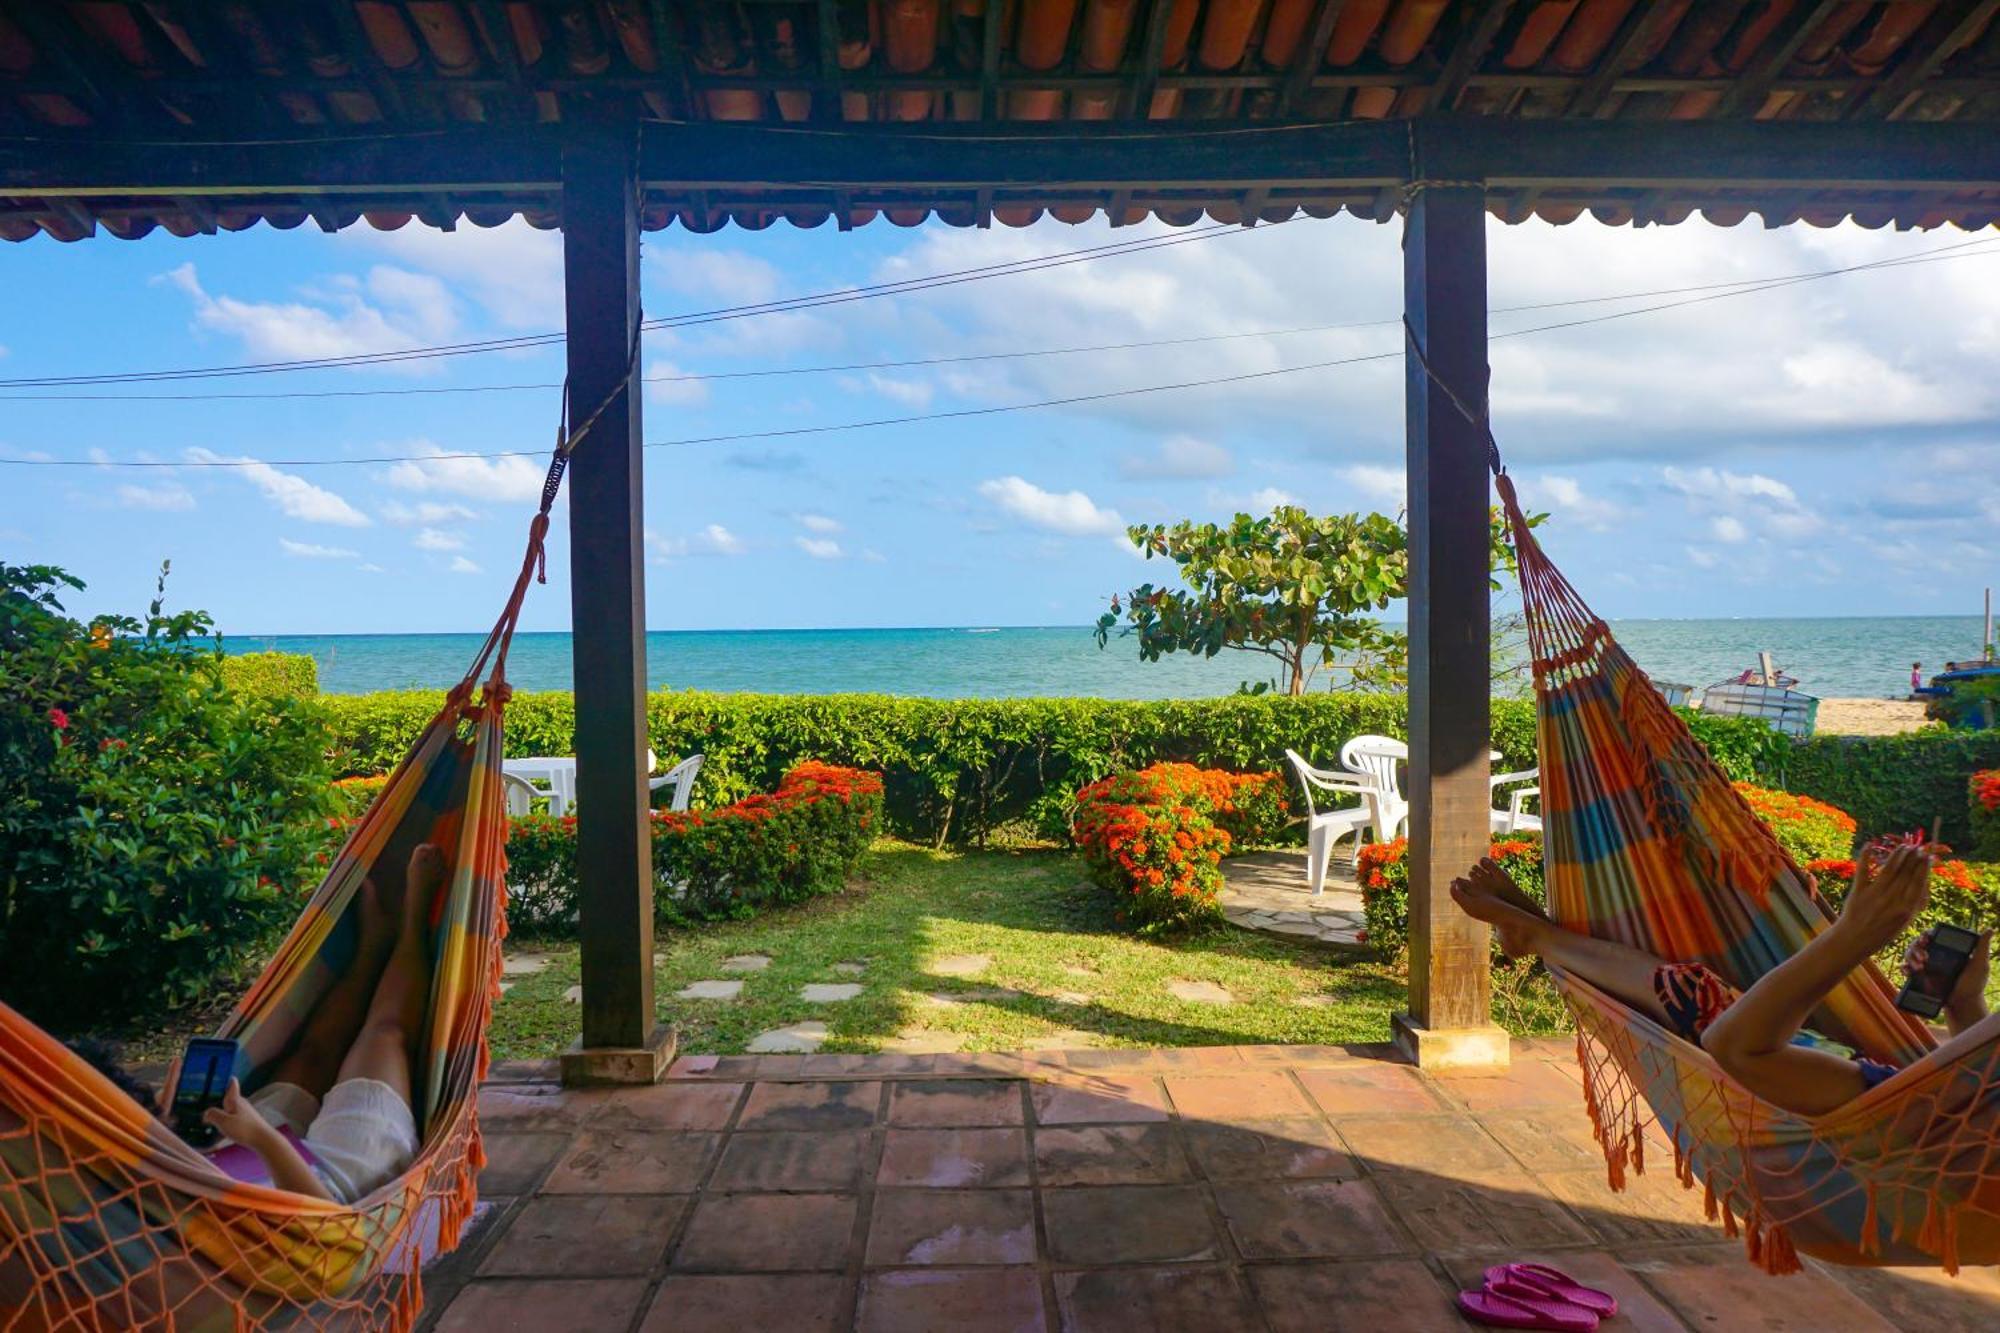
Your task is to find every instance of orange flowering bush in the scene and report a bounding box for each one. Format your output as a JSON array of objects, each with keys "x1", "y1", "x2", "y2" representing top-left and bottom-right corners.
[
  {"x1": 1971, "y1": 770, "x2": 2000, "y2": 861},
  {"x1": 1734, "y1": 782, "x2": 1858, "y2": 865},
  {"x1": 1357, "y1": 834, "x2": 1545, "y2": 962},
  {"x1": 1070, "y1": 763, "x2": 1286, "y2": 933},
  {"x1": 1807, "y1": 849, "x2": 2000, "y2": 972}
]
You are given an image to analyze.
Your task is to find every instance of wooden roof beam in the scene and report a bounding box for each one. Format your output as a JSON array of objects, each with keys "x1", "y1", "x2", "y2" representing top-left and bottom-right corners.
[
  {"x1": 1425, "y1": 0, "x2": 1516, "y2": 114},
  {"x1": 1712, "y1": 0, "x2": 1853, "y2": 120},
  {"x1": 1124, "y1": 0, "x2": 1179, "y2": 120},
  {"x1": 1279, "y1": 0, "x2": 1348, "y2": 116},
  {"x1": 1560, "y1": 0, "x2": 1690, "y2": 119},
  {"x1": 1851, "y1": 0, "x2": 2000, "y2": 121}
]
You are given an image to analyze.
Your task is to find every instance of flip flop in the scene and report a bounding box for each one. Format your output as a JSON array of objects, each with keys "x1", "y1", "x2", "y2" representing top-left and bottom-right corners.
[
  {"x1": 1456, "y1": 1287, "x2": 1599, "y2": 1332},
  {"x1": 1484, "y1": 1263, "x2": 1619, "y2": 1319}
]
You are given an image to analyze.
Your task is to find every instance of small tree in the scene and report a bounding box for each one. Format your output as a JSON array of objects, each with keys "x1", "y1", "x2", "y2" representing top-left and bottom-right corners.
[{"x1": 1095, "y1": 504, "x2": 1523, "y2": 696}]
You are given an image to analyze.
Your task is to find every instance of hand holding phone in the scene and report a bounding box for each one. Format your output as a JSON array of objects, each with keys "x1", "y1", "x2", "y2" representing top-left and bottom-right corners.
[
  {"x1": 1896, "y1": 925, "x2": 1982, "y2": 1019},
  {"x1": 168, "y1": 1038, "x2": 242, "y2": 1148}
]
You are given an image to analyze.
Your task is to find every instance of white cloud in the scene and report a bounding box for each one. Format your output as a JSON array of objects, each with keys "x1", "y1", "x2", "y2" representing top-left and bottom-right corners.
[
  {"x1": 280, "y1": 538, "x2": 361, "y2": 559},
  {"x1": 1247, "y1": 486, "x2": 1299, "y2": 510},
  {"x1": 645, "y1": 359, "x2": 710, "y2": 408},
  {"x1": 657, "y1": 249, "x2": 783, "y2": 304},
  {"x1": 351, "y1": 218, "x2": 563, "y2": 330},
  {"x1": 795, "y1": 536, "x2": 844, "y2": 560},
  {"x1": 1529, "y1": 475, "x2": 1621, "y2": 532},
  {"x1": 382, "y1": 445, "x2": 546, "y2": 502},
  {"x1": 1661, "y1": 467, "x2": 1799, "y2": 507},
  {"x1": 797, "y1": 513, "x2": 843, "y2": 534},
  {"x1": 1662, "y1": 465, "x2": 1822, "y2": 542},
  {"x1": 1335, "y1": 464, "x2": 1406, "y2": 512},
  {"x1": 648, "y1": 524, "x2": 746, "y2": 559},
  {"x1": 1710, "y1": 515, "x2": 1749, "y2": 544},
  {"x1": 358, "y1": 562, "x2": 386, "y2": 574},
  {"x1": 1685, "y1": 546, "x2": 1719, "y2": 569},
  {"x1": 380, "y1": 499, "x2": 477, "y2": 526},
  {"x1": 157, "y1": 262, "x2": 456, "y2": 369},
  {"x1": 189, "y1": 448, "x2": 370, "y2": 526},
  {"x1": 861, "y1": 548, "x2": 887, "y2": 563},
  {"x1": 1118, "y1": 435, "x2": 1233, "y2": 480},
  {"x1": 978, "y1": 476, "x2": 1126, "y2": 538},
  {"x1": 864, "y1": 374, "x2": 932, "y2": 409},
  {"x1": 413, "y1": 527, "x2": 466, "y2": 552},
  {"x1": 449, "y1": 555, "x2": 482, "y2": 574},
  {"x1": 116, "y1": 482, "x2": 195, "y2": 511}
]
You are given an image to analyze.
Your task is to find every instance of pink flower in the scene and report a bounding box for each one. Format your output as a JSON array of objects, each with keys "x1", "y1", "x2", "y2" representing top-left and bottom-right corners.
[{"x1": 47, "y1": 707, "x2": 69, "y2": 730}]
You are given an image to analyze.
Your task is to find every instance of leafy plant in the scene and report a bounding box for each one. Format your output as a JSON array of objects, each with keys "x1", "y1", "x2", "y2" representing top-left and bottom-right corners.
[
  {"x1": 218, "y1": 651, "x2": 319, "y2": 698},
  {"x1": 1806, "y1": 855, "x2": 2000, "y2": 974},
  {"x1": 1973, "y1": 770, "x2": 2000, "y2": 862},
  {"x1": 0, "y1": 564, "x2": 336, "y2": 1029},
  {"x1": 1733, "y1": 783, "x2": 1858, "y2": 864},
  {"x1": 1094, "y1": 504, "x2": 1526, "y2": 696},
  {"x1": 1926, "y1": 674, "x2": 2000, "y2": 731},
  {"x1": 1070, "y1": 764, "x2": 1288, "y2": 933},
  {"x1": 1355, "y1": 833, "x2": 1545, "y2": 962},
  {"x1": 1765, "y1": 731, "x2": 2000, "y2": 848}
]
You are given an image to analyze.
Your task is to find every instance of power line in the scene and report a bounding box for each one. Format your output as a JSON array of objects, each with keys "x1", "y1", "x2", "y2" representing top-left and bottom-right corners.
[{"x1": 7, "y1": 235, "x2": 1992, "y2": 404}]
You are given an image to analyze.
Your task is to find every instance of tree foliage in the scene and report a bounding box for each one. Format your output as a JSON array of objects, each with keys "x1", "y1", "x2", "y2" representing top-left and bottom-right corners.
[{"x1": 1094, "y1": 504, "x2": 1523, "y2": 696}]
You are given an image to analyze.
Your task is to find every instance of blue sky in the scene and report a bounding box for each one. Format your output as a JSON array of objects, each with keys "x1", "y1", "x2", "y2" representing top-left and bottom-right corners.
[{"x1": 3, "y1": 212, "x2": 1997, "y2": 635}]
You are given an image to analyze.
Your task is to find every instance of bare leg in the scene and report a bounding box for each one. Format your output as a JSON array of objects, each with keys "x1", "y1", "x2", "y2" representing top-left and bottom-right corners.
[
  {"x1": 266, "y1": 875, "x2": 400, "y2": 1099},
  {"x1": 331, "y1": 844, "x2": 445, "y2": 1108},
  {"x1": 1450, "y1": 858, "x2": 1680, "y2": 1028}
]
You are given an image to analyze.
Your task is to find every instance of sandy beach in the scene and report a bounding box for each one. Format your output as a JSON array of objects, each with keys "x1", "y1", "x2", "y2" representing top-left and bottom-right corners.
[{"x1": 1816, "y1": 697, "x2": 1930, "y2": 736}]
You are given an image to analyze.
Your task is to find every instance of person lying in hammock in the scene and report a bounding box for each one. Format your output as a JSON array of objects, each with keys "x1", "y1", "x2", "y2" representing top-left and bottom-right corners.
[
  {"x1": 75, "y1": 842, "x2": 444, "y2": 1203},
  {"x1": 1452, "y1": 842, "x2": 1991, "y2": 1118}
]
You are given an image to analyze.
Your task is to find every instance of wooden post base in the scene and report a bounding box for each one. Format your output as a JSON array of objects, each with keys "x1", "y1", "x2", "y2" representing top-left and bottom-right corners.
[
  {"x1": 559, "y1": 1024, "x2": 677, "y2": 1087},
  {"x1": 1392, "y1": 1012, "x2": 1510, "y2": 1072}
]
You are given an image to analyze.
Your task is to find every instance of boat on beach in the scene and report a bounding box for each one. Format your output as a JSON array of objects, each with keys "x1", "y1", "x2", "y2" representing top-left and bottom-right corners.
[{"x1": 1695, "y1": 653, "x2": 1820, "y2": 738}]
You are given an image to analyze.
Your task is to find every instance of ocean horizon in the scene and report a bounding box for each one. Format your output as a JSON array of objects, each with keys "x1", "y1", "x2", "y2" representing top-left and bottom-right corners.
[{"x1": 222, "y1": 615, "x2": 1991, "y2": 700}]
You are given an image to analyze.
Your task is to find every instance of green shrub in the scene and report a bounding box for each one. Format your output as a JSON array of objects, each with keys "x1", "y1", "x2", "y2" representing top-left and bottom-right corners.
[
  {"x1": 491, "y1": 763, "x2": 884, "y2": 935},
  {"x1": 0, "y1": 564, "x2": 336, "y2": 1029},
  {"x1": 218, "y1": 650, "x2": 318, "y2": 698},
  {"x1": 1355, "y1": 832, "x2": 1545, "y2": 962},
  {"x1": 1971, "y1": 770, "x2": 2000, "y2": 862},
  {"x1": 1806, "y1": 854, "x2": 2000, "y2": 974},
  {"x1": 1732, "y1": 783, "x2": 1858, "y2": 864},
  {"x1": 1764, "y1": 731, "x2": 2000, "y2": 847},
  {"x1": 1070, "y1": 764, "x2": 1284, "y2": 933},
  {"x1": 1926, "y1": 674, "x2": 2000, "y2": 731}
]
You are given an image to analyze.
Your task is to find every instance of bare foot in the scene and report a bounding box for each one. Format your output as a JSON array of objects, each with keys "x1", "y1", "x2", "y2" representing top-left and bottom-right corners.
[
  {"x1": 1449, "y1": 867, "x2": 1548, "y2": 959},
  {"x1": 405, "y1": 843, "x2": 447, "y2": 931},
  {"x1": 1467, "y1": 856, "x2": 1551, "y2": 923}
]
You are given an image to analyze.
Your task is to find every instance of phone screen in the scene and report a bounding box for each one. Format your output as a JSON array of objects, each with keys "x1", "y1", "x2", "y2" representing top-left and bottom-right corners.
[
  {"x1": 1898, "y1": 926, "x2": 1980, "y2": 1017},
  {"x1": 171, "y1": 1040, "x2": 239, "y2": 1143}
]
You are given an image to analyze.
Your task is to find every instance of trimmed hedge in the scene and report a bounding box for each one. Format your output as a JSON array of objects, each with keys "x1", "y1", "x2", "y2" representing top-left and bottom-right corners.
[
  {"x1": 1764, "y1": 731, "x2": 2000, "y2": 849},
  {"x1": 1971, "y1": 770, "x2": 2000, "y2": 862},
  {"x1": 316, "y1": 689, "x2": 1783, "y2": 847},
  {"x1": 219, "y1": 650, "x2": 318, "y2": 698}
]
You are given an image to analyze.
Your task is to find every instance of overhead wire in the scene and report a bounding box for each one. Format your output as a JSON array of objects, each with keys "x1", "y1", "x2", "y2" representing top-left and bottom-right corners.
[{"x1": 4, "y1": 234, "x2": 1993, "y2": 404}]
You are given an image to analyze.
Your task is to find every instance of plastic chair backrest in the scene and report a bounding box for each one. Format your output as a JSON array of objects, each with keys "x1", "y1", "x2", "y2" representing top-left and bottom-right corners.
[
  {"x1": 501, "y1": 772, "x2": 538, "y2": 818},
  {"x1": 657, "y1": 753, "x2": 705, "y2": 813},
  {"x1": 1340, "y1": 735, "x2": 1407, "y2": 802}
]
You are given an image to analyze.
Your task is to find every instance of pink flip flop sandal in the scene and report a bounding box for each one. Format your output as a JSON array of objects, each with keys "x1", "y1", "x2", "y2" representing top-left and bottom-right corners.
[
  {"x1": 1484, "y1": 1263, "x2": 1619, "y2": 1319},
  {"x1": 1455, "y1": 1287, "x2": 1599, "y2": 1332}
]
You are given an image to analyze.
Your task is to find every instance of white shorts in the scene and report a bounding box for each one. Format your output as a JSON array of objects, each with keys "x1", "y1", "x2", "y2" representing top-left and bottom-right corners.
[{"x1": 251, "y1": 1079, "x2": 419, "y2": 1205}]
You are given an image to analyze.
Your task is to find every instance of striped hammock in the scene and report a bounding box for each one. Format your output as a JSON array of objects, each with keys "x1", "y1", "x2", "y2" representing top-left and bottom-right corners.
[
  {"x1": 0, "y1": 514, "x2": 550, "y2": 1331},
  {"x1": 1501, "y1": 470, "x2": 2000, "y2": 1275}
]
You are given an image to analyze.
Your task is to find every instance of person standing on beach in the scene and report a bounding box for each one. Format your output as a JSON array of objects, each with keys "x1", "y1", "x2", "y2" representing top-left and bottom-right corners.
[{"x1": 1912, "y1": 662, "x2": 1924, "y2": 694}]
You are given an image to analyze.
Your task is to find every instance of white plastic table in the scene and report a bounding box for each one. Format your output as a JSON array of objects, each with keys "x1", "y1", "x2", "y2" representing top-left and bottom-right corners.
[{"x1": 501, "y1": 757, "x2": 577, "y2": 816}]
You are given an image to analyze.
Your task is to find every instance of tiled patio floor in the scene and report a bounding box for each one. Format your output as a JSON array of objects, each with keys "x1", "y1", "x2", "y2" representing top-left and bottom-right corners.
[{"x1": 418, "y1": 1039, "x2": 2000, "y2": 1331}]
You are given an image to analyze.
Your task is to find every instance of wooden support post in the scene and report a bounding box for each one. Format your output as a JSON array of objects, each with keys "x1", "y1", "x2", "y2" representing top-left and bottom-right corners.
[
  {"x1": 558, "y1": 120, "x2": 673, "y2": 1086},
  {"x1": 1393, "y1": 181, "x2": 1508, "y2": 1072}
]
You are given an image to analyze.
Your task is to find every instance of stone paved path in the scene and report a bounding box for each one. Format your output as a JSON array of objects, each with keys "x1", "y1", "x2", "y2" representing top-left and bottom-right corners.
[
  {"x1": 422, "y1": 1039, "x2": 2000, "y2": 1331},
  {"x1": 1219, "y1": 852, "x2": 1367, "y2": 947}
]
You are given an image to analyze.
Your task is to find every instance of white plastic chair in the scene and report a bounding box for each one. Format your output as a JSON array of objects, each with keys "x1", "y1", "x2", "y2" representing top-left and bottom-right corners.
[
  {"x1": 502, "y1": 757, "x2": 577, "y2": 816},
  {"x1": 1338, "y1": 735, "x2": 1410, "y2": 843},
  {"x1": 1284, "y1": 749, "x2": 1382, "y2": 897},
  {"x1": 500, "y1": 772, "x2": 540, "y2": 818},
  {"x1": 1492, "y1": 768, "x2": 1541, "y2": 835},
  {"x1": 648, "y1": 753, "x2": 705, "y2": 812}
]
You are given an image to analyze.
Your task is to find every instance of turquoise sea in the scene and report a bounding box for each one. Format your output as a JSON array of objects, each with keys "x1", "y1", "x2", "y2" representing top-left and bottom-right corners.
[{"x1": 222, "y1": 617, "x2": 1991, "y2": 700}]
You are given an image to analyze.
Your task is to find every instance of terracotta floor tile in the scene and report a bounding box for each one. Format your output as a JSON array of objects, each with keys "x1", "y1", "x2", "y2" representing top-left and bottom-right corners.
[
  {"x1": 673, "y1": 1193, "x2": 859, "y2": 1271},
  {"x1": 876, "y1": 1127, "x2": 1030, "y2": 1188},
  {"x1": 1052, "y1": 1267, "x2": 1257, "y2": 1333},
  {"x1": 476, "y1": 1196, "x2": 686, "y2": 1277},
  {"x1": 887, "y1": 1079, "x2": 1026, "y2": 1127},
  {"x1": 1041, "y1": 1185, "x2": 1220, "y2": 1265},
  {"x1": 1182, "y1": 1117, "x2": 1358, "y2": 1180},
  {"x1": 1293, "y1": 1064, "x2": 1447, "y2": 1117},
  {"x1": 475, "y1": 1132, "x2": 570, "y2": 1196},
  {"x1": 587, "y1": 1080, "x2": 745, "y2": 1131},
  {"x1": 931, "y1": 1052, "x2": 1027, "y2": 1077},
  {"x1": 1162, "y1": 1071, "x2": 1314, "y2": 1121},
  {"x1": 1332, "y1": 1113, "x2": 1512, "y2": 1176},
  {"x1": 1539, "y1": 1168, "x2": 1722, "y2": 1247},
  {"x1": 1030, "y1": 1074, "x2": 1170, "y2": 1125},
  {"x1": 639, "y1": 1275, "x2": 847, "y2": 1332},
  {"x1": 1437, "y1": 1248, "x2": 1691, "y2": 1333},
  {"x1": 1373, "y1": 1166, "x2": 1593, "y2": 1253},
  {"x1": 1248, "y1": 1259, "x2": 1463, "y2": 1333},
  {"x1": 1140, "y1": 1046, "x2": 1246, "y2": 1070},
  {"x1": 737, "y1": 1080, "x2": 882, "y2": 1131},
  {"x1": 856, "y1": 1269, "x2": 1046, "y2": 1333},
  {"x1": 1618, "y1": 1242, "x2": 1898, "y2": 1331},
  {"x1": 708, "y1": 1130, "x2": 869, "y2": 1191},
  {"x1": 865, "y1": 1188, "x2": 1036, "y2": 1266},
  {"x1": 1476, "y1": 1107, "x2": 1617, "y2": 1174},
  {"x1": 1033, "y1": 1123, "x2": 1190, "y2": 1186},
  {"x1": 1819, "y1": 1260, "x2": 2000, "y2": 1331},
  {"x1": 476, "y1": 1084, "x2": 598, "y2": 1132},
  {"x1": 834, "y1": 1053, "x2": 939, "y2": 1077},
  {"x1": 1055, "y1": 1049, "x2": 1157, "y2": 1073},
  {"x1": 431, "y1": 1278, "x2": 649, "y2": 1332},
  {"x1": 1431, "y1": 1057, "x2": 1587, "y2": 1113},
  {"x1": 796, "y1": 1052, "x2": 869, "y2": 1076},
  {"x1": 1212, "y1": 1179, "x2": 1410, "y2": 1260},
  {"x1": 1235, "y1": 1044, "x2": 1360, "y2": 1066},
  {"x1": 538, "y1": 1129, "x2": 718, "y2": 1195}
]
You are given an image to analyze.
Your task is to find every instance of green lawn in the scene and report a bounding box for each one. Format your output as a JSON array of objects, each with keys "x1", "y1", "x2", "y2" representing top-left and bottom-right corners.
[{"x1": 488, "y1": 841, "x2": 1568, "y2": 1062}]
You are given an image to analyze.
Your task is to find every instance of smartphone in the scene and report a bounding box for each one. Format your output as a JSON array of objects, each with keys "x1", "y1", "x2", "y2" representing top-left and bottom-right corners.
[
  {"x1": 1896, "y1": 925, "x2": 1982, "y2": 1019},
  {"x1": 169, "y1": 1038, "x2": 242, "y2": 1148}
]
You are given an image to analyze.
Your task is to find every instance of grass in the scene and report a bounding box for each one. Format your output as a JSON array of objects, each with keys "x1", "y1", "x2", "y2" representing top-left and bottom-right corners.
[{"x1": 487, "y1": 840, "x2": 1570, "y2": 1062}]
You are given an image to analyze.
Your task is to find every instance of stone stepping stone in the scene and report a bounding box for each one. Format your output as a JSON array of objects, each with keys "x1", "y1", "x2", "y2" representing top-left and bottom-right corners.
[
  {"x1": 800, "y1": 983, "x2": 863, "y2": 1003},
  {"x1": 498, "y1": 981, "x2": 513, "y2": 995},
  {"x1": 1166, "y1": 979, "x2": 1233, "y2": 1005},
  {"x1": 930, "y1": 953, "x2": 991, "y2": 978},
  {"x1": 562, "y1": 985, "x2": 582, "y2": 1004},
  {"x1": 1060, "y1": 964, "x2": 1099, "y2": 978},
  {"x1": 927, "y1": 988, "x2": 1020, "y2": 1008},
  {"x1": 676, "y1": 979, "x2": 744, "y2": 1001},
  {"x1": 747, "y1": 1021, "x2": 827, "y2": 1054},
  {"x1": 1022, "y1": 1029, "x2": 1097, "y2": 1051},
  {"x1": 1294, "y1": 994, "x2": 1335, "y2": 1009},
  {"x1": 502, "y1": 953, "x2": 549, "y2": 976},
  {"x1": 720, "y1": 954, "x2": 771, "y2": 973},
  {"x1": 830, "y1": 961, "x2": 866, "y2": 976},
  {"x1": 1052, "y1": 991, "x2": 1091, "y2": 1007},
  {"x1": 883, "y1": 1030, "x2": 966, "y2": 1054}
]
